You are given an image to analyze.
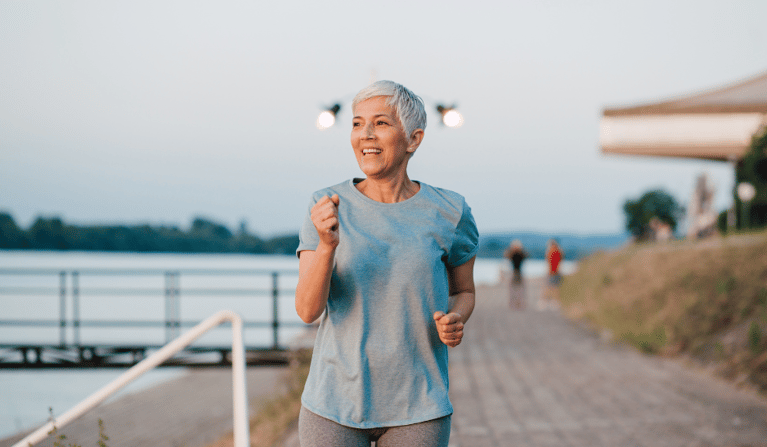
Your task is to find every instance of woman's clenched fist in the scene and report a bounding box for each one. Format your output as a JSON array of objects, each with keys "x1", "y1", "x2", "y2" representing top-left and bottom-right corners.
[{"x1": 311, "y1": 194, "x2": 340, "y2": 248}]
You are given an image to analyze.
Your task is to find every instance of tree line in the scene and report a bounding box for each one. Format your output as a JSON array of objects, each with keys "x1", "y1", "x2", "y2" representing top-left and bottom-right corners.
[{"x1": 0, "y1": 213, "x2": 300, "y2": 255}]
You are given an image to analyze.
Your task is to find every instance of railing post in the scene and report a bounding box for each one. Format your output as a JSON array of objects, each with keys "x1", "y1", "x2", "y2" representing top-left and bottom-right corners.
[
  {"x1": 230, "y1": 313, "x2": 250, "y2": 447},
  {"x1": 272, "y1": 271, "x2": 279, "y2": 349},
  {"x1": 72, "y1": 271, "x2": 80, "y2": 348},
  {"x1": 173, "y1": 272, "x2": 181, "y2": 339},
  {"x1": 59, "y1": 271, "x2": 66, "y2": 347},
  {"x1": 164, "y1": 272, "x2": 172, "y2": 343}
]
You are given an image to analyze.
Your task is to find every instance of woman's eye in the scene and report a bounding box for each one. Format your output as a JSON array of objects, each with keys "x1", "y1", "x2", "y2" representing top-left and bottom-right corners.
[
  {"x1": 376, "y1": 120, "x2": 388, "y2": 126},
  {"x1": 352, "y1": 122, "x2": 361, "y2": 127}
]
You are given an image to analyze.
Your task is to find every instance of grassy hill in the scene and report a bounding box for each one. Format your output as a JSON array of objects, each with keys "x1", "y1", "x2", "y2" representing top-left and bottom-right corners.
[{"x1": 559, "y1": 230, "x2": 767, "y2": 393}]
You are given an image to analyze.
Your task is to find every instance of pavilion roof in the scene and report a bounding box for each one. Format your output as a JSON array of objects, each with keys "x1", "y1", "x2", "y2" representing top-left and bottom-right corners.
[
  {"x1": 600, "y1": 70, "x2": 767, "y2": 161},
  {"x1": 604, "y1": 71, "x2": 767, "y2": 116}
]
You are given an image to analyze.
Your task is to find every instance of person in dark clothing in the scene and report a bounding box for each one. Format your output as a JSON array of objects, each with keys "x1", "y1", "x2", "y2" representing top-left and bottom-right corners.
[{"x1": 504, "y1": 240, "x2": 527, "y2": 309}]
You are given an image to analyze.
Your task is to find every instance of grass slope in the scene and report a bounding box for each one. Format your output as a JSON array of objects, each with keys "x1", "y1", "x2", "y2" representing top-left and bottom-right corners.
[{"x1": 560, "y1": 231, "x2": 767, "y2": 392}]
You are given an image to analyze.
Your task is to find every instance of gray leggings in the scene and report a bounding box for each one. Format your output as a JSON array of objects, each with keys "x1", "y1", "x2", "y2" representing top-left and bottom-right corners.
[{"x1": 298, "y1": 406, "x2": 451, "y2": 447}]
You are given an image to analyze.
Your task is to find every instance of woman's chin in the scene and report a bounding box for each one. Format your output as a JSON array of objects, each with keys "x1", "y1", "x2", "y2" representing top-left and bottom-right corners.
[{"x1": 357, "y1": 163, "x2": 386, "y2": 179}]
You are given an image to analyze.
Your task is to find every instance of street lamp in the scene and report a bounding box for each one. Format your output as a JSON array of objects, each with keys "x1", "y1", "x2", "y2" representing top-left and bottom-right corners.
[
  {"x1": 436, "y1": 104, "x2": 464, "y2": 128},
  {"x1": 727, "y1": 154, "x2": 738, "y2": 230},
  {"x1": 316, "y1": 104, "x2": 341, "y2": 130},
  {"x1": 737, "y1": 182, "x2": 756, "y2": 229},
  {"x1": 316, "y1": 101, "x2": 464, "y2": 130}
]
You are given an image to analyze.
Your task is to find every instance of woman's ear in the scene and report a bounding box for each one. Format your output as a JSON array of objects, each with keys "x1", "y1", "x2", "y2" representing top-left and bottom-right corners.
[{"x1": 407, "y1": 129, "x2": 425, "y2": 153}]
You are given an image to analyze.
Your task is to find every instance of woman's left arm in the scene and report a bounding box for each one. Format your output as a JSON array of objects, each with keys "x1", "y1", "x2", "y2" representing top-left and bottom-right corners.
[{"x1": 433, "y1": 256, "x2": 476, "y2": 347}]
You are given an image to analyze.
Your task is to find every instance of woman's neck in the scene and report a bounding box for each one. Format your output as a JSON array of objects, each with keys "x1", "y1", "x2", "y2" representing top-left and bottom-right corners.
[{"x1": 355, "y1": 175, "x2": 420, "y2": 203}]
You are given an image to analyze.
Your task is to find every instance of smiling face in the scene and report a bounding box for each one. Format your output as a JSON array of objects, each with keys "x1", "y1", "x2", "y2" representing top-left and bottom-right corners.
[{"x1": 351, "y1": 96, "x2": 423, "y2": 181}]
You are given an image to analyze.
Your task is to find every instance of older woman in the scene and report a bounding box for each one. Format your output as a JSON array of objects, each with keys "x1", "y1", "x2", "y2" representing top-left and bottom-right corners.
[{"x1": 295, "y1": 80, "x2": 478, "y2": 447}]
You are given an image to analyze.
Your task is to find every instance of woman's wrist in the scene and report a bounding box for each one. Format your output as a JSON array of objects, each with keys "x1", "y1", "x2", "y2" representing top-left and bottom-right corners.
[{"x1": 315, "y1": 241, "x2": 337, "y2": 256}]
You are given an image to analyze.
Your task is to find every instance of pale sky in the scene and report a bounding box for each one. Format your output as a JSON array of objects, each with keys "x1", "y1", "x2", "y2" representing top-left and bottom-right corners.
[{"x1": 1, "y1": 1, "x2": 766, "y2": 237}]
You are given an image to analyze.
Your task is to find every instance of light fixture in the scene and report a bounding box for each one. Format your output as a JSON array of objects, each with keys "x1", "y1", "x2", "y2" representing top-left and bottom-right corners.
[
  {"x1": 316, "y1": 101, "x2": 465, "y2": 130},
  {"x1": 737, "y1": 182, "x2": 756, "y2": 202},
  {"x1": 436, "y1": 104, "x2": 464, "y2": 128},
  {"x1": 317, "y1": 104, "x2": 341, "y2": 130}
]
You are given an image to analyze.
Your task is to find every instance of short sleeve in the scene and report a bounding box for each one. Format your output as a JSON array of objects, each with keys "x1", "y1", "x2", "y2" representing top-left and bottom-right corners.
[
  {"x1": 446, "y1": 200, "x2": 479, "y2": 267},
  {"x1": 296, "y1": 195, "x2": 320, "y2": 257}
]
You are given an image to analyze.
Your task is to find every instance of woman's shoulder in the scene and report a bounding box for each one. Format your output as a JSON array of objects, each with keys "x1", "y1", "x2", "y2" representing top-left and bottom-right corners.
[
  {"x1": 308, "y1": 179, "x2": 356, "y2": 200},
  {"x1": 418, "y1": 182, "x2": 468, "y2": 209},
  {"x1": 416, "y1": 183, "x2": 475, "y2": 230}
]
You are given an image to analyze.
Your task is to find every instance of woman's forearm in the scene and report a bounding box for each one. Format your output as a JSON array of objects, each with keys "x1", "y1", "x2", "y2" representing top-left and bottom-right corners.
[
  {"x1": 446, "y1": 257, "x2": 476, "y2": 325},
  {"x1": 295, "y1": 244, "x2": 336, "y2": 323},
  {"x1": 449, "y1": 291, "x2": 475, "y2": 324}
]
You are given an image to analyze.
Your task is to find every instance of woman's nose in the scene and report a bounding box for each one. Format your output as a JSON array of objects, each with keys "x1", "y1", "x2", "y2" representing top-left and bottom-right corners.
[{"x1": 364, "y1": 124, "x2": 376, "y2": 138}]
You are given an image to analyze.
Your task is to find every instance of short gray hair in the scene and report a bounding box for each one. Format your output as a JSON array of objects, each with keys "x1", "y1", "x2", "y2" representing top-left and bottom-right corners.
[{"x1": 352, "y1": 80, "x2": 427, "y2": 137}]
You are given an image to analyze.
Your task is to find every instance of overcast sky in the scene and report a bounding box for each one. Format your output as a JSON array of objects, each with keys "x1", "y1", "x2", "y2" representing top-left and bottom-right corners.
[{"x1": 1, "y1": 1, "x2": 765, "y2": 237}]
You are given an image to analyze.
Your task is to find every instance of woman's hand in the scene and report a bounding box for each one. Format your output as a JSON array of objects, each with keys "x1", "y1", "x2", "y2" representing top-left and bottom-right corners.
[
  {"x1": 311, "y1": 194, "x2": 340, "y2": 248},
  {"x1": 434, "y1": 256, "x2": 476, "y2": 348},
  {"x1": 433, "y1": 312, "x2": 464, "y2": 347}
]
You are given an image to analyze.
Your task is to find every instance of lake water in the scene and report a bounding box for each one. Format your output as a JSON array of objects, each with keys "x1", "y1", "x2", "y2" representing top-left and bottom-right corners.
[{"x1": 0, "y1": 250, "x2": 573, "y2": 439}]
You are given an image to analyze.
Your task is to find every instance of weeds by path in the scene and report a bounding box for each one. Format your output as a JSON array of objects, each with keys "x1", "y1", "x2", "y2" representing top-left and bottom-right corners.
[
  {"x1": 207, "y1": 348, "x2": 312, "y2": 447},
  {"x1": 47, "y1": 410, "x2": 109, "y2": 447}
]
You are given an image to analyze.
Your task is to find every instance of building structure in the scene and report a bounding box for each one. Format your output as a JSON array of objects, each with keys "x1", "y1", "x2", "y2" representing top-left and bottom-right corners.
[
  {"x1": 600, "y1": 70, "x2": 767, "y2": 236},
  {"x1": 600, "y1": 71, "x2": 767, "y2": 161}
]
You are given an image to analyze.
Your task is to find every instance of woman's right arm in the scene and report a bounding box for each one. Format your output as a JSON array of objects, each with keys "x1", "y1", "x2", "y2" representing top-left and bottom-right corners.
[{"x1": 295, "y1": 194, "x2": 340, "y2": 323}]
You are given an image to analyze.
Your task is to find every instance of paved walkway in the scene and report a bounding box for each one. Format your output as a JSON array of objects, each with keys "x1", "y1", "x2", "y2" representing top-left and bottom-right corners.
[
  {"x1": 447, "y1": 277, "x2": 767, "y2": 447},
  {"x1": 284, "y1": 276, "x2": 767, "y2": 447}
]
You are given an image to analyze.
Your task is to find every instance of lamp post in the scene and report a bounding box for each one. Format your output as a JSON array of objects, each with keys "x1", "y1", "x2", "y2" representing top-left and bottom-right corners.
[
  {"x1": 316, "y1": 104, "x2": 341, "y2": 130},
  {"x1": 737, "y1": 182, "x2": 756, "y2": 230},
  {"x1": 435, "y1": 104, "x2": 464, "y2": 128},
  {"x1": 727, "y1": 154, "x2": 738, "y2": 230}
]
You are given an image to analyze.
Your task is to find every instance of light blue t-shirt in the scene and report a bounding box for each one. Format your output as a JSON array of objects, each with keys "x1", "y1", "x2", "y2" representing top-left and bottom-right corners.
[{"x1": 296, "y1": 179, "x2": 479, "y2": 428}]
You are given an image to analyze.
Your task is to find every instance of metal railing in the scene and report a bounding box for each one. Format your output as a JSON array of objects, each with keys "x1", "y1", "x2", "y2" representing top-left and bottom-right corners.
[
  {"x1": 0, "y1": 268, "x2": 305, "y2": 367},
  {"x1": 11, "y1": 310, "x2": 251, "y2": 447}
]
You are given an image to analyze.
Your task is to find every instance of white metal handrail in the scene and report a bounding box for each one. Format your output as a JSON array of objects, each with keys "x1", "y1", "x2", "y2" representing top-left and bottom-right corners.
[{"x1": 13, "y1": 310, "x2": 250, "y2": 447}]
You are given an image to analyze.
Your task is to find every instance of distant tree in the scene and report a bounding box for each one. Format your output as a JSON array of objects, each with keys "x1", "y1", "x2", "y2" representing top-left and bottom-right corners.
[
  {"x1": 191, "y1": 217, "x2": 233, "y2": 239},
  {"x1": 0, "y1": 212, "x2": 29, "y2": 248},
  {"x1": 231, "y1": 233, "x2": 267, "y2": 253},
  {"x1": 238, "y1": 219, "x2": 249, "y2": 236},
  {"x1": 28, "y1": 216, "x2": 69, "y2": 249},
  {"x1": 623, "y1": 190, "x2": 684, "y2": 240},
  {"x1": 264, "y1": 234, "x2": 300, "y2": 255}
]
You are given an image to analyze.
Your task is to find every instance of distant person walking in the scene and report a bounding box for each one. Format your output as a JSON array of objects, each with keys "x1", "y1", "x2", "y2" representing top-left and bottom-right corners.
[
  {"x1": 543, "y1": 239, "x2": 563, "y2": 309},
  {"x1": 504, "y1": 240, "x2": 527, "y2": 309},
  {"x1": 295, "y1": 80, "x2": 478, "y2": 447}
]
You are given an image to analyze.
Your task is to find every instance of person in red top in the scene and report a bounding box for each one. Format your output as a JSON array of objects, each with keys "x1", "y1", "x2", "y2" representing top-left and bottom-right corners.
[{"x1": 543, "y1": 239, "x2": 563, "y2": 309}]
